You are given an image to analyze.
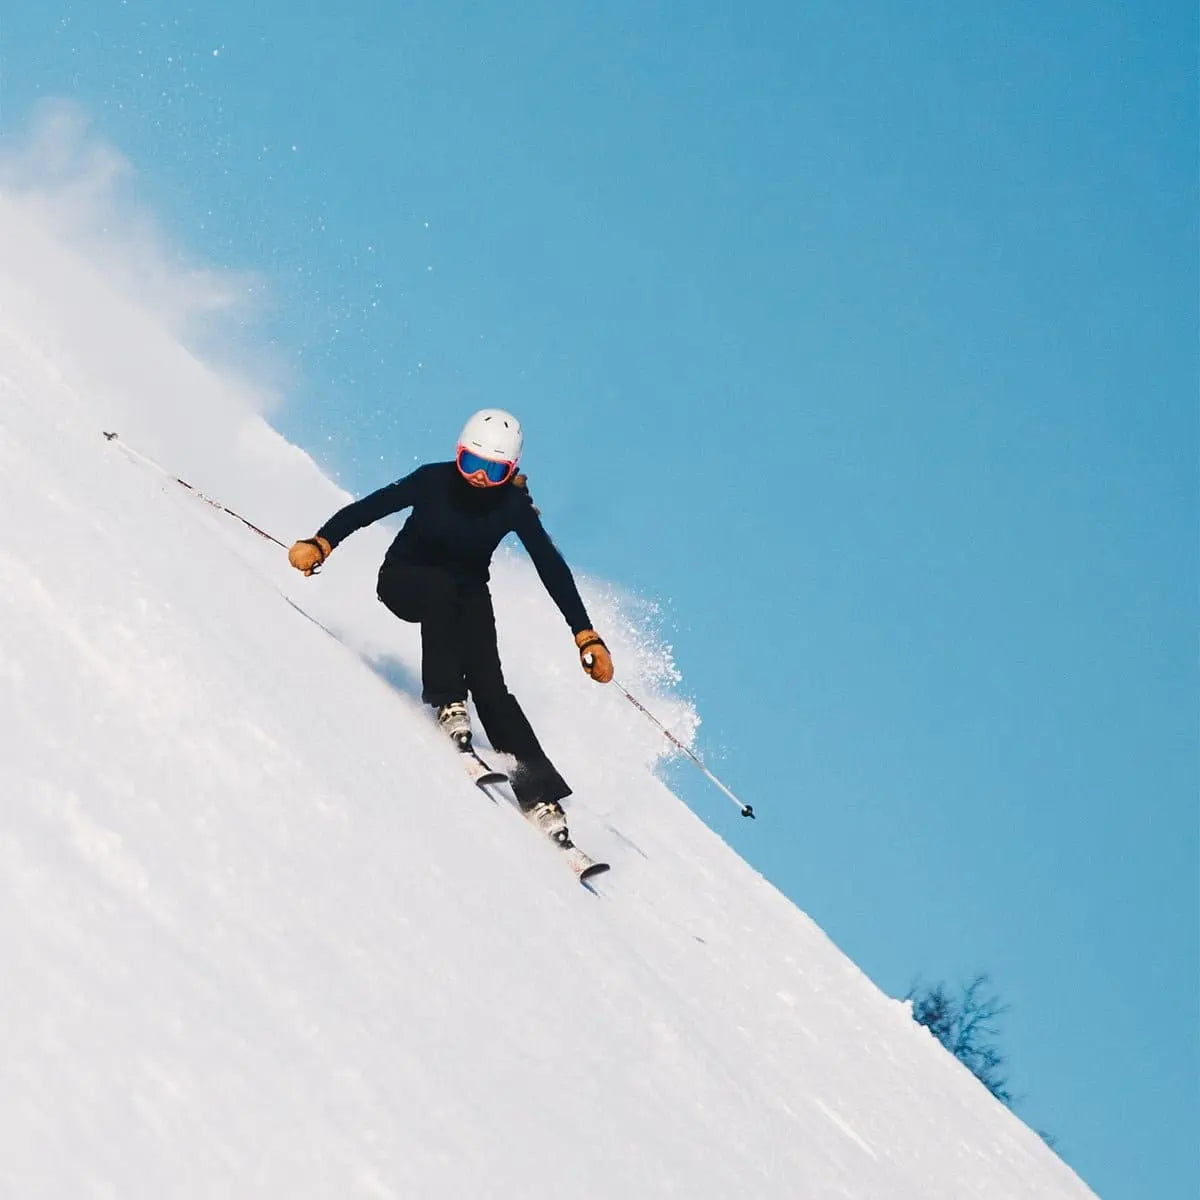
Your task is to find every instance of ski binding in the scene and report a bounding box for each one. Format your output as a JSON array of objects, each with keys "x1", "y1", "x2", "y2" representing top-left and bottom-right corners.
[{"x1": 455, "y1": 742, "x2": 609, "y2": 883}]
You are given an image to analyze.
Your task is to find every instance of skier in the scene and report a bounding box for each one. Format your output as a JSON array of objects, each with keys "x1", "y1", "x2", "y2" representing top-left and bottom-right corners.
[{"x1": 287, "y1": 409, "x2": 614, "y2": 834}]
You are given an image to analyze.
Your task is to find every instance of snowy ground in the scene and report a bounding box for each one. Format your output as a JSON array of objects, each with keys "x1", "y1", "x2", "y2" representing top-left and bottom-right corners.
[{"x1": 0, "y1": 173, "x2": 1097, "y2": 1198}]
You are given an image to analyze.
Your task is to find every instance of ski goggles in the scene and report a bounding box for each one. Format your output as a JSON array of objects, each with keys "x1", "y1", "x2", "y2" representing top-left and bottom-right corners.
[{"x1": 456, "y1": 446, "x2": 516, "y2": 485}]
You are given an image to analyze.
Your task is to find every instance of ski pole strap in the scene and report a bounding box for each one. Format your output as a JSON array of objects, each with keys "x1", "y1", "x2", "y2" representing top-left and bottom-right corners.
[{"x1": 298, "y1": 537, "x2": 329, "y2": 560}]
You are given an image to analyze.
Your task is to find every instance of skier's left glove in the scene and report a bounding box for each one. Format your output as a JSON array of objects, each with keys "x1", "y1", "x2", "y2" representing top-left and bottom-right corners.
[
  {"x1": 288, "y1": 536, "x2": 332, "y2": 576},
  {"x1": 575, "y1": 630, "x2": 614, "y2": 684}
]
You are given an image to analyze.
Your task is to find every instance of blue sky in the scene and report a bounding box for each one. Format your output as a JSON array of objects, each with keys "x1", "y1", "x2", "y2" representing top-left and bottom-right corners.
[{"x1": 2, "y1": 3, "x2": 1195, "y2": 1196}]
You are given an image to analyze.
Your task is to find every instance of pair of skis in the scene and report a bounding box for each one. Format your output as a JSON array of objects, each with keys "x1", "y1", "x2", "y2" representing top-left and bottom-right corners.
[{"x1": 455, "y1": 741, "x2": 610, "y2": 885}]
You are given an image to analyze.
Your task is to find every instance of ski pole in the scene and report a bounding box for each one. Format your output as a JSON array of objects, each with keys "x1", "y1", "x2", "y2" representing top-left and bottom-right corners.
[
  {"x1": 102, "y1": 431, "x2": 288, "y2": 549},
  {"x1": 105, "y1": 429, "x2": 755, "y2": 818},
  {"x1": 613, "y1": 681, "x2": 755, "y2": 818}
]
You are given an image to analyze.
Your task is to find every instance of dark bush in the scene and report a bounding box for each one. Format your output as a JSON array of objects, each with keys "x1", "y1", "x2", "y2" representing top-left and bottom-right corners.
[{"x1": 907, "y1": 973, "x2": 1013, "y2": 1106}]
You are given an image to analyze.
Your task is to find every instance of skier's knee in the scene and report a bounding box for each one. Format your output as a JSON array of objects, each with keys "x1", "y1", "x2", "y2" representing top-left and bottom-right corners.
[{"x1": 378, "y1": 564, "x2": 457, "y2": 623}]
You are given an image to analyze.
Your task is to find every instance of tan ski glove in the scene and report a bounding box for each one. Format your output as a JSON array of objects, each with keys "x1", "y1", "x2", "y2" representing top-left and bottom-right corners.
[
  {"x1": 288, "y1": 536, "x2": 332, "y2": 576},
  {"x1": 575, "y1": 630, "x2": 614, "y2": 683}
]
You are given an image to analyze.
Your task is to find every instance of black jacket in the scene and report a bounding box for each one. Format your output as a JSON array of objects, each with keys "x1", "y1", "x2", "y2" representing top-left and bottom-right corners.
[{"x1": 317, "y1": 462, "x2": 593, "y2": 634}]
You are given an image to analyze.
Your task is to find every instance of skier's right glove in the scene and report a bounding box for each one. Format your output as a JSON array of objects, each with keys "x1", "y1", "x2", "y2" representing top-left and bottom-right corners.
[
  {"x1": 575, "y1": 630, "x2": 614, "y2": 684},
  {"x1": 288, "y1": 536, "x2": 332, "y2": 576}
]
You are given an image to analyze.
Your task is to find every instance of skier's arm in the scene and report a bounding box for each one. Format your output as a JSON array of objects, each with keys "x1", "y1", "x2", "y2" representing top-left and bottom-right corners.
[
  {"x1": 513, "y1": 496, "x2": 614, "y2": 684},
  {"x1": 288, "y1": 468, "x2": 425, "y2": 575},
  {"x1": 513, "y1": 501, "x2": 593, "y2": 635},
  {"x1": 316, "y1": 467, "x2": 426, "y2": 550}
]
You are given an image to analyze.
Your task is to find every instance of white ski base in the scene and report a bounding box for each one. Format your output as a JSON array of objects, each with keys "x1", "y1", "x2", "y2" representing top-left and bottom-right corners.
[{"x1": 563, "y1": 845, "x2": 610, "y2": 882}]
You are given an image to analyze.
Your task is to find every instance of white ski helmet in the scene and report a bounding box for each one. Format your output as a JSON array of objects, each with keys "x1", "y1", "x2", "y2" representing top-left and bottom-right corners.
[{"x1": 456, "y1": 408, "x2": 523, "y2": 484}]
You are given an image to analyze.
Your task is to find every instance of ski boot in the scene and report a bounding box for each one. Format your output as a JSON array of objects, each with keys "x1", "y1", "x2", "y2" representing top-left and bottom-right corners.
[
  {"x1": 437, "y1": 700, "x2": 471, "y2": 748},
  {"x1": 525, "y1": 799, "x2": 571, "y2": 848}
]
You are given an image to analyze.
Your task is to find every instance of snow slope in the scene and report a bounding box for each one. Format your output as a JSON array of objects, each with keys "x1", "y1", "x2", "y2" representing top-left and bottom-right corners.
[{"x1": 0, "y1": 179, "x2": 1097, "y2": 1198}]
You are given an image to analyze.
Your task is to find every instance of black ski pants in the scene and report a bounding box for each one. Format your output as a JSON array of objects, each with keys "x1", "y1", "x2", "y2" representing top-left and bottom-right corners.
[{"x1": 376, "y1": 562, "x2": 570, "y2": 807}]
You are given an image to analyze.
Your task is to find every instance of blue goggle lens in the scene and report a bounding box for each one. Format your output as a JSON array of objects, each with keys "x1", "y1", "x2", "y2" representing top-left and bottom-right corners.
[{"x1": 458, "y1": 449, "x2": 513, "y2": 483}]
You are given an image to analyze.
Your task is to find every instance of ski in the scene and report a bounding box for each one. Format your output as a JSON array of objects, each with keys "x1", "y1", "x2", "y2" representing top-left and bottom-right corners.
[
  {"x1": 456, "y1": 743, "x2": 610, "y2": 883},
  {"x1": 455, "y1": 740, "x2": 508, "y2": 788},
  {"x1": 542, "y1": 832, "x2": 610, "y2": 883},
  {"x1": 523, "y1": 803, "x2": 611, "y2": 882}
]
